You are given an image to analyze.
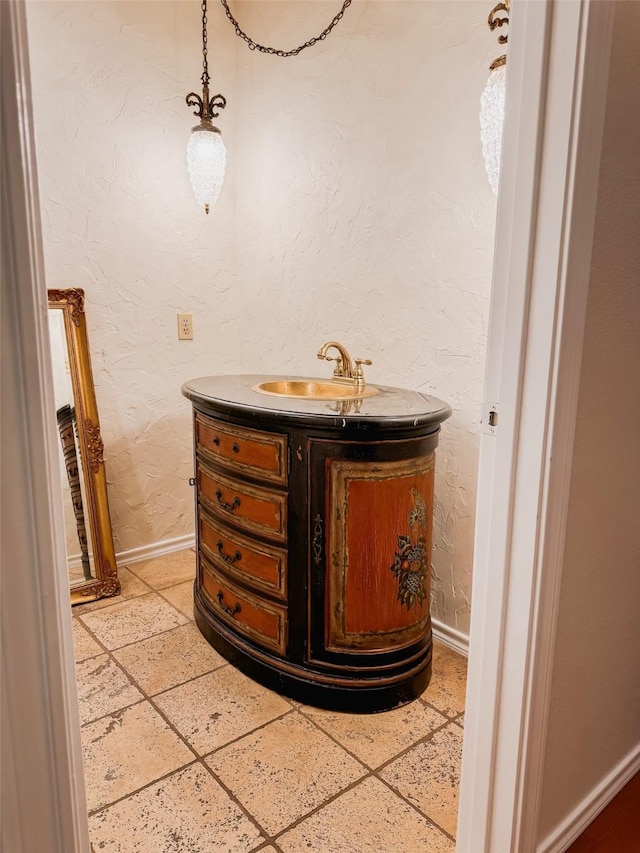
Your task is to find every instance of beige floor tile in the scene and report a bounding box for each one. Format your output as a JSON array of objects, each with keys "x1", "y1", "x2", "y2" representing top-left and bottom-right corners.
[
  {"x1": 78, "y1": 592, "x2": 188, "y2": 650},
  {"x1": 277, "y1": 776, "x2": 455, "y2": 853},
  {"x1": 72, "y1": 618, "x2": 103, "y2": 662},
  {"x1": 76, "y1": 654, "x2": 143, "y2": 725},
  {"x1": 160, "y1": 580, "x2": 194, "y2": 620},
  {"x1": 423, "y1": 641, "x2": 468, "y2": 717},
  {"x1": 300, "y1": 699, "x2": 447, "y2": 769},
  {"x1": 89, "y1": 763, "x2": 263, "y2": 852},
  {"x1": 73, "y1": 567, "x2": 151, "y2": 615},
  {"x1": 206, "y1": 713, "x2": 366, "y2": 835},
  {"x1": 456, "y1": 713, "x2": 465, "y2": 728},
  {"x1": 81, "y1": 701, "x2": 193, "y2": 813},
  {"x1": 379, "y1": 723, "x2": 463, "y2": 837},
  {"x1": 153, "y1": 666, "x2": 291, "y2": 755},
  {"x1": 113, "y1": 623, "x2": 225, "y2": 695},
  {"x1": 128, "y1": 548, "x2": 196, "y2": 590}
]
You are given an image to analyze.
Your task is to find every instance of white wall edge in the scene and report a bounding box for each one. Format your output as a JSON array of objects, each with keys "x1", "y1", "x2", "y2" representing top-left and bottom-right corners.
[
  {"x1": 537, "y1": 744, "x2": 640, "y2": 853},
  {"x1": 432, "y1": 618, "x2": 469, "y2": 657},
  {"x1": 116, "y1": 533, "x2": 196, "y2": 567}
]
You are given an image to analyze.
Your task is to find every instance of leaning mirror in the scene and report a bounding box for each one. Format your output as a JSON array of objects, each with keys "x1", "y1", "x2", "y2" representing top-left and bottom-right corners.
[{"x1": 47, "y1": 288, "x2": 120, "y2": 604}]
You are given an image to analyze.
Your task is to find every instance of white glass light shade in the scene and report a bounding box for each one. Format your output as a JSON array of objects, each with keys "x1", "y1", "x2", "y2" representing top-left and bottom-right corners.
[
  {"x1": 479, "y1": 64, "x2": 506, "y2": 196},
  {"x1": 186, "y1": 125, "x2": 226, "y2": 212}
]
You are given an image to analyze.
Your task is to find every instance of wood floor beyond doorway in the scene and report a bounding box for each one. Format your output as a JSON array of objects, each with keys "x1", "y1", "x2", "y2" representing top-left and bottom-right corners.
[{"x1": 566, "y1": 771, "x2": 640, "y2": 853}]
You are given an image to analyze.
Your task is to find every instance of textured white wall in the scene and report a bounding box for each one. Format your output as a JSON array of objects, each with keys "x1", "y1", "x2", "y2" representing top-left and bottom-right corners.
[
  {"x1": 232, "y1": 1, "x2": 496, "y2": 631},
  {"x1": 538, "y1": 0, "x2": 640, "y2": 839},
  {"x1": 27, "y1": 1, "x2": 496, "y2": 632},
  {"x1": 27, "y1": 0, "x2": 238, "y2": 553}
]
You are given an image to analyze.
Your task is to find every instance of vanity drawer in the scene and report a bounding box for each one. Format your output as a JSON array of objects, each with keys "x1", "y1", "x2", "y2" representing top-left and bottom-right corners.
[
  {"x1": 200, "y1": 556, "x2": 287, "y2": 655},
  {"x1": 198, "y1": 463, "x2": 287, "y2": 543},
  {"x1": 199, "y1": 509, "x2": 287, "y2": 601},
  {"x1": 196, "y1": 413, "x2": 288, "y2": 486}
]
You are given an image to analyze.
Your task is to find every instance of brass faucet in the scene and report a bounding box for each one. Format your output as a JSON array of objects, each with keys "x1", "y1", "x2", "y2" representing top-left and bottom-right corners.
[{"x1": 317, "y1": 341, "x2": 372, "y2": 388}]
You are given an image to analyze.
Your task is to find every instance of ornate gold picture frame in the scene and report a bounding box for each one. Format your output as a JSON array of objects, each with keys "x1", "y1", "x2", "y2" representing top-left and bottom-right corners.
[{"x1": 48, "y1": 288, "x2": 120, "y2": 604}]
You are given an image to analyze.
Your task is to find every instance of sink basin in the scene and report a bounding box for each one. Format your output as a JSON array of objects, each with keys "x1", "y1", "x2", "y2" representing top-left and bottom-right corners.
[{"x1": 252, "y1": 379, "x2": 379, "y2": 401}]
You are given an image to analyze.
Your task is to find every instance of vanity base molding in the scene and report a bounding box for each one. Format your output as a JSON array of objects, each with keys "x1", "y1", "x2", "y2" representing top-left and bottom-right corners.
[
  {"x1": 183, "y1": 375, "x2": 451, "y2": 713},
  {"x1": 194, "y1": 588, "x2": 432, "y2": 713}
]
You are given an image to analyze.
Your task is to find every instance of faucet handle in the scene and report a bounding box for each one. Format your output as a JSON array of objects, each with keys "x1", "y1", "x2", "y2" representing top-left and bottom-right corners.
[{"x1": 353, "y1": 357, "x2": 372, "y2": 385}]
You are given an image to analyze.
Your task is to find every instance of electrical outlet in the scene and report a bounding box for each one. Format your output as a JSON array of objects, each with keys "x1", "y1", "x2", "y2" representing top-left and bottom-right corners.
[{"x1": 178, "y1": 313, "x2": 193, "y2": 341}]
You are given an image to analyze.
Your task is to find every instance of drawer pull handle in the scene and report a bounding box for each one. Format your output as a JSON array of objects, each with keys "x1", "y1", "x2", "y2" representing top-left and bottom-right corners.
[
  {"x1": 217, "y1": 591, "x2": 241, "y2": 617},
  {"x1": 217, "y1": 541, "x2": 242, "y2": 564},
  {"x1": 215, "y1": 490, "x2": 241, "y2": 512},
  {"x1": 212, "y1": 436, "x2": 220, "y2": 446},
  {"x1": 232, "y1": 442, "x2": 240, "y2": 453}
]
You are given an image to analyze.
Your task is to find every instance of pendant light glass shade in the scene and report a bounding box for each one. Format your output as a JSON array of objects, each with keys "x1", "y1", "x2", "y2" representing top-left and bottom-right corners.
[
  {"x1": 479, "y1": 64, "x2": 506, "y2": 196},
  {"x1": 186, "y1": 125, "x2": 226, "y2": 213}
]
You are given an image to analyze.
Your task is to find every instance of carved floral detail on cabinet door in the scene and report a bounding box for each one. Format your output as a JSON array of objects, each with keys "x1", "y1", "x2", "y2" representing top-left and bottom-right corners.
[{"x1": 390, "y1": 488, "x2": 429, "y2": 611}]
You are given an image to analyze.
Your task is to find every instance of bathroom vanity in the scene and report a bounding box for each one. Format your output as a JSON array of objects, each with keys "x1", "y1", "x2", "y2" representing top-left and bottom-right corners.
[{"x1": 182, "y1": 374, "x2": 451, "y2": 712}]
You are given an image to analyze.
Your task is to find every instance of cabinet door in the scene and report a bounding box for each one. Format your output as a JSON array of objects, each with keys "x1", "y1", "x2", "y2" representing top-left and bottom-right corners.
[{"x1": 308, "y1": 437, "x2": 437, "y2": 667}]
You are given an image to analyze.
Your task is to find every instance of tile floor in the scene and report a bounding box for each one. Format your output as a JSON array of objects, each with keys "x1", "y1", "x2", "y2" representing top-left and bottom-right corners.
[{"x1": 73, "y1": 549, "x2": 467, "y2": 853}]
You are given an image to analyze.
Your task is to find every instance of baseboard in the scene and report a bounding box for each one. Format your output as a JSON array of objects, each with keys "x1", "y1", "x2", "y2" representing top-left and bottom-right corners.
[
  {"x1": 115, "y1": 533, "x2": 196, "y2": 567},
  {"x1": 432, "y1": 617, "x2": 469, "y2": 657},
  {"x1": 538, "y1": 743, "x2": 640, "y2": 853}
]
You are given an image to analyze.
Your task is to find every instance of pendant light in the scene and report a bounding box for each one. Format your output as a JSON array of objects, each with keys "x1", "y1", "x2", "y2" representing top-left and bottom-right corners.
[
  {"x1": 479, "y1": 0, "x2": 510, "y2": 195},
  {"x1": 185, "y1": 0, "x2": 227, "y2": 213}
]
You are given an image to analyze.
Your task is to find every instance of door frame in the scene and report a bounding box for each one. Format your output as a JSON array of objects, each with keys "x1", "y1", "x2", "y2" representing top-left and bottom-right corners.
[
  {"x1": 1, "y1": 1, "x2": 90, "y2": 850},
  {"x1": 1, "y1": 1, "x2": 614, "y2": 851},
  {"x1": 457, "y1": 1, "x2": 613, "y2": 851}
]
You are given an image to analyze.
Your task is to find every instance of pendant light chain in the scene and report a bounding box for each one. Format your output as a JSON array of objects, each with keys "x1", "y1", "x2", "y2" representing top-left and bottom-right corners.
[
  {"x1": 220, "y1": 0, "x2": 352, "y2": 57},
  {"x1": 201, "y1": 0, "x2": 210, "y2": 85}
]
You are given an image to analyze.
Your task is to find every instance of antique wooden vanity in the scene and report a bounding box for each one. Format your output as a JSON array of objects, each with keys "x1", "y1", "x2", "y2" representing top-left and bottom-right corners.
[{"x1": 182, "y1": 372, "x2": 450, "y2": 712}]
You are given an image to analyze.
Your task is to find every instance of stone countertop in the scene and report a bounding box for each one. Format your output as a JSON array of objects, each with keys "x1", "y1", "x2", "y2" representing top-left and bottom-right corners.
[{"x1": 182, "y1": 375, "x2": 451, "y2": 432}]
